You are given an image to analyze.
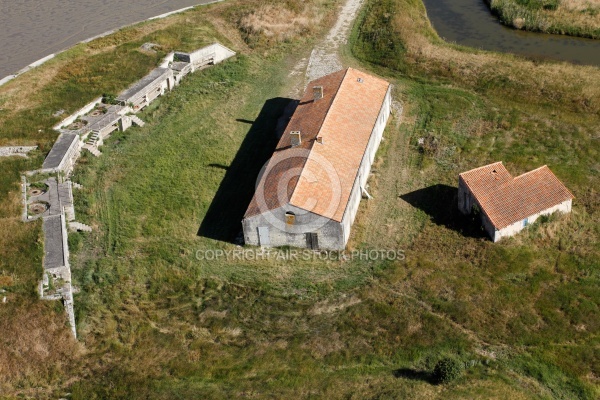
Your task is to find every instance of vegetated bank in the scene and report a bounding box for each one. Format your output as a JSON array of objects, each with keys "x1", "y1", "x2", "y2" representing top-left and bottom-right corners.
[
  {"x1": 0, "y1": 0, "x2": 598, "y2": 399},
  {"x1": 487, "y1": 0, "x2": 600, "y2": 39},
  {"x1": 352, "y1": 0, "x2": 599, "y2": 397}
]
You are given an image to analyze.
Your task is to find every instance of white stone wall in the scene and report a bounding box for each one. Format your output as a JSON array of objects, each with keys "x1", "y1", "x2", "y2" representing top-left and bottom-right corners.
[
  {"x1": 493, "y1": 199, "x2": 572, "y2": 242},
  {"x1": 341, "y1": 85, "x2": 392, "y2": 244},
  {"x1": 175, "y1": 43, "x2": 236, "y2": 72},
  {"x1": 40, "y1": 135, "x2": 82, "y2": 175},
  {"x1": 119, "y1": 115, "x2": 132, "y2": 131},
  {"x1": 243, "y1": 205, "x2": 345, "y2": 250},
  {"x1": 54, "y1": 96, "x2": 102, "y2": 130},
  {"x1": 159, "y1": 52, "x2": 175, "y2": 68},
  {"x1": 57, "y1": 136, "x2": 82, "y2": 176},
  {"x1": 457, "y1": 176, "x2": 473, "y2": 215},
  {"x1": 212, "y1": 43, "x2": 236, "y2": 64}
]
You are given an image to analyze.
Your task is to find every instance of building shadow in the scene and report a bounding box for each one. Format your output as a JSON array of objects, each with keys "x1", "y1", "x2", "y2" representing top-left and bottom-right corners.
[
  {"x1": 399, "y1": 184, "x2": 486, "y2": 239},
  {"x1": 198, "y1": 97, "x2": 294, "y2": 243},
  {"x1": 392, "y1": 368, "x2": 436, "y2": 384}
]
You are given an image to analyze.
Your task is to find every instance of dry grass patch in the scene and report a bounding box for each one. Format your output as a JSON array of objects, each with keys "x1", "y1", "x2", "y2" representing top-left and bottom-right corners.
[
  {"x1": 239, "y1": 4, "x2": 321, "y2": 42},
  {"x1": 237, "y1": 0, "x2": 336, "y2": 46},
  {"x1": 0, "y1": 302, "x2": 81, "y2": 396},
  {"x1": 0, "y1": 63, "x2": 63, "y2": 120}
]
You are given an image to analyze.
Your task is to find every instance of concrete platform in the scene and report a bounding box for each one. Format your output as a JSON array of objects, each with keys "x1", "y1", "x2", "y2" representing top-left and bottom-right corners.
[
  {"x1": 42, "y1": 215, "x2": 67, "y2": 269},
  {"x1": 41, "y1": 133, "x2": 78, "y2": 171}
]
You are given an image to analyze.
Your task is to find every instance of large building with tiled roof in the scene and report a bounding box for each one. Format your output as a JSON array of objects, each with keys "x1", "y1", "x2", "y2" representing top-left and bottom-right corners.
[
  {"x1": 458, "y1": 162, "x2": 574, "y2": 242},
  {"x1": 242, "y1": 68, "x2": 392, "y2": 250}
]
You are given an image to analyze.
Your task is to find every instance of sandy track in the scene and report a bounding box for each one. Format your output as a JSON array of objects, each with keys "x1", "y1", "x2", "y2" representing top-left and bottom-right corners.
[{"x1": 305, "y1": 0, "x2": 364, "y2": 82}]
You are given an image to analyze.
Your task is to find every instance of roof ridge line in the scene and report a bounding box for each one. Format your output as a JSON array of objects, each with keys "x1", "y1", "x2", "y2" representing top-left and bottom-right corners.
[
  {"x1": 489, "y1": 166, "x2": 550, "y2": 191},
  {"x1": 289, "y1": 68, "x2": 349, "y2": 207},
  {"x1": 459, "y1": 161, "x2": 505, "y2": 176},
  {"x1": 514, "y1": 165, "x2": 576, "y2": 200},
  {"x1": 310, "y1": 68, "x2": 349, "y2": 143},
  {"x1": 512, "y1": 164, "x2": 548, "y2": 180}
]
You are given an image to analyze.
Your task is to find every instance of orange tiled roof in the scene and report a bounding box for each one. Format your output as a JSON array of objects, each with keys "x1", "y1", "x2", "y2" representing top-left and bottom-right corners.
[
  {"x1": 460, "y1": 162, "x2": 574, "y2": 229},
  {"x1": 244, "y1": 68, "x2": 391, "y2": 221}
]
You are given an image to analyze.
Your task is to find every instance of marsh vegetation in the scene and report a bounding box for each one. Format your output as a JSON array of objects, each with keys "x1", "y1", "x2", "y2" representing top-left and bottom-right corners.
[{"x1": 489, "y1": 0, "x2": 600, "y2": 38}]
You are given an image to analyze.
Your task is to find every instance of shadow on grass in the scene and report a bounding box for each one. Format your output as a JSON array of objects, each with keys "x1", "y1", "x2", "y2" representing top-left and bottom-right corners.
[
  {"x1": 400, "y1": 184, "x2": 486, "y2": 239},
  {"x1": 392, "y1": 368, "x2": 436, "y2": 384},
  {"x1": 208, "y1": 163, "x2": 229, "y2": 171},
  {"x1": 198, "y1": 97, "x2": 294, "y2": 243}
]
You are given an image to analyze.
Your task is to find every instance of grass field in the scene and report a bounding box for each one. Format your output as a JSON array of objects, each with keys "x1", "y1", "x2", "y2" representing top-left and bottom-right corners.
[
  {"x1": 0, "y1": 0, "x2": 598, "y2": 398},
  {"x1": 488, "y1": 0, "x2": 600, "y2": 38}
]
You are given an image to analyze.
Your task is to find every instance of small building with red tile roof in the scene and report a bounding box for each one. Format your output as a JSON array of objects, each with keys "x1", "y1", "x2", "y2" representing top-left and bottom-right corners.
[
  {"x1": 242, "y1": 68, "x2": 392, "y2": 250},
  {"x1": 458, "y1": 162, "x2": 574, "y2": 242}
]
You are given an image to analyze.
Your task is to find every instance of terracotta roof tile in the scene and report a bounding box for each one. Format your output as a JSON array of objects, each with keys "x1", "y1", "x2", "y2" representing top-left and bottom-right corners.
[
  {"x1": 460, "y1": 162, "x2": 574, "y2": 229},
  {"x1": 244, "y1": 68, "x2": 391, "y2": 221}
]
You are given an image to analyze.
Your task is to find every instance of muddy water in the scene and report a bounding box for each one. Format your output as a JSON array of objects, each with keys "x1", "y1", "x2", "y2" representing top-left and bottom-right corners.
[
  {"x1": 422, "y1": 0, "x2": 600, "y2": 66},
  {"x1": 0, "y1": 0, "x2": 217, "y2": 79}
]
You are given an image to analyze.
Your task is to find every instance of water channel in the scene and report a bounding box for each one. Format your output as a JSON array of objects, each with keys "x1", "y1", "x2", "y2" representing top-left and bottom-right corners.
[{"x1": 422, "y1": 0, "x2": 600, "y2": 66}]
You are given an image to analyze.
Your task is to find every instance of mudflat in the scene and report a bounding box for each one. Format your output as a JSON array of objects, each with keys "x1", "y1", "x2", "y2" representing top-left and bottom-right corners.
[{"x1": 0, "y1": 0, "x2": 215, "y2": 79}]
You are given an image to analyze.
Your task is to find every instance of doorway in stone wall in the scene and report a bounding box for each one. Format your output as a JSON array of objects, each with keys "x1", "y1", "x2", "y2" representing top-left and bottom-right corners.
[{"x1": 306, "y1": 232, "x2": 319, "y2": 250}]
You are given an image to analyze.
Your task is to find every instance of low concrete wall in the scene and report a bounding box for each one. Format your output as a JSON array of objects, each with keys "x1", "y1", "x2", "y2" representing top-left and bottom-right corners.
[
  {"x1": 53, "y1": 96, "x2": 103, "y2": 130},
  {"x1": 0, "y1": 146, "x2": 37, "y2": 157},
  {"x1": 159, "y1": 52, "x2": 175, "y2": 68}
]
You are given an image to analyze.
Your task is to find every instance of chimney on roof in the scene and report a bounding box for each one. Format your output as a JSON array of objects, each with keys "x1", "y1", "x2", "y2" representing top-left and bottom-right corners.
[
  {"x1": 313, "y1": 86, "x2": 323, "y2": 101},
  {"x1": 316, "y1": 137, "x2": 324, "y2": 144},
  {"x1": 290, "y1": 130, "x2": 301, "y2": 147}
]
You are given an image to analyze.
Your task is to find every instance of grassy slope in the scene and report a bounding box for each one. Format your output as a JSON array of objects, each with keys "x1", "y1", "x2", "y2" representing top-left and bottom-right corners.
[
  {"x1": 487, "y1": 0, "x2": 600, "y2": 39},
  {"x1": 351, "y1": 0, "x2": 599, "y2": 397},
  {"x1": 0, "y1": 6, "x2": 237, "y2": 396},
  {"x1": 0, "y1": 0, "x2": 598, "y2": 398}
]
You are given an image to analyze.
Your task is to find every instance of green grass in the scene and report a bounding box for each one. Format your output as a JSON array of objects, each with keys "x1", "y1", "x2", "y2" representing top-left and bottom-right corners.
[{"x1": 0, "y1": 0, "x2": 599, "y2": 398}]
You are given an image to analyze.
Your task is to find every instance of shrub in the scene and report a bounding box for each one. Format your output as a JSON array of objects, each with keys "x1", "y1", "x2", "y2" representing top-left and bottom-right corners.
[
  {"x1": 433, "y1": 357, "x2": 463, "y2": 384},
  {"x1": 103, "y1": 93, "x2": 119, "y2": 105}
]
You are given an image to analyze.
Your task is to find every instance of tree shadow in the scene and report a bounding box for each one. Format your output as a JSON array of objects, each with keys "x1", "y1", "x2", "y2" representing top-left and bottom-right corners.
[
  {"x1": 399, "y1": 184, "x2": 486, "y2": 239},
  {"x1": 207, "y1": 163, "x2": 229, "y2": 171},
  {"x1": 198, "y1": 97, "x2": 295, "y2": 243},
  {"x1": 392, "y1": 368, "x2": 436, "y2": 384}
]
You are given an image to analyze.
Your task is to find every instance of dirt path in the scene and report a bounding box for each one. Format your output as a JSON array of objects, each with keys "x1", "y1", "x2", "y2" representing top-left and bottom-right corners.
[{"x1": 305, "y1": 0, "x2": 364, "y2": 82}]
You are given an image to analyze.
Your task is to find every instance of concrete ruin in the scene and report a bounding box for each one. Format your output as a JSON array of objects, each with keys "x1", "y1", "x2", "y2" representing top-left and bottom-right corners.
[
  {"x1": 116, "y1": 67, "x2": 174, "y2": 111},
  {"x1": 44, "y1": 42, "x2": 236, "y2": 164},
  {"x1": 0, "y1": 146, "x2": 37, "y2": 157},
  {"x1": 22, "y1": 177, "x2": 84, "y2": 338},
  {"x1": 21, "y1": 42, "x2": 236, "y2": 339},
  {"x1": 41, "y1": 133, "x2": 81, "y2": 175}
]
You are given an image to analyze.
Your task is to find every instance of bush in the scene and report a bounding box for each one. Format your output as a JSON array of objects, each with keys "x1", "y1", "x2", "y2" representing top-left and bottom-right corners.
[
  {"x1": 433, "y1": 357, "x2": 463, "y2": 384},
  {"x1": 103, "y1": 93, "x2": 119, "y2": 105}
]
